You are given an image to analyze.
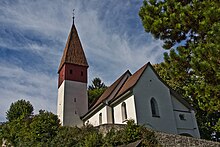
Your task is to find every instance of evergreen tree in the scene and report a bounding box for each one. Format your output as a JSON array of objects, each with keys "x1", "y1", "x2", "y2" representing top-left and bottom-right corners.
[
  {"x1": 139, "y1": 0, "x2": 220, "y2": 140},
  {"x1": 88, "y1": 78, "x2": 107, "y2": 106}
]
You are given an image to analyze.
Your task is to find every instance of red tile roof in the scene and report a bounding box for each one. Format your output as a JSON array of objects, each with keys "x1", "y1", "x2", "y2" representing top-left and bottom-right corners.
[
  {"x1": 90, "y1": 70, "x2": 131, "y2": 110},
  {"x1": 114, "y1": 63, "x2": 148, "y2": 99},
  {"x1": 88, "y1": 63, "x2": 149, "y2": 110},
  {"x1": 58, "y1": 24, "x2": 88, "y2": 72}
]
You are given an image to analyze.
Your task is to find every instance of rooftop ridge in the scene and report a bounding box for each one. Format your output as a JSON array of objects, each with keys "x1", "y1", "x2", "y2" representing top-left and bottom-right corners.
[{"x1": 89, "y1": 70, "x2": 131, "y2": 110}]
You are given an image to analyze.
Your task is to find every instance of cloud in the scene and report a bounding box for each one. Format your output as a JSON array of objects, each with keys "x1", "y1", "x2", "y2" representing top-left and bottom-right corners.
[
  {"x1": 0, "y1": 0, "x2": 164, "y2": 121},
  {"x1": 75, "y1": 1, "x2": 164, "y2": 84},
  {"x1": 0, "y1": 61, "x2": 57, "y2": 121},
  {"x1": 0, "y1": 0, "x2": 79, "y2": 121}
]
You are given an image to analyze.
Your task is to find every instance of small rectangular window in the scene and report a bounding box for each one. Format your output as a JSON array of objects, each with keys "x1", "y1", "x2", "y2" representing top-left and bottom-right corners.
[
  {"x1": 70, "y1": 69, "x2": 72, "y2": 74},
  {"x1": 179, "y1": 114, "x2": 186, "y2": 120},
  {"x1": 99, "y1": 113, "x2": 102, "y2": 125},
  {"x1": 121, "y1": 102, "x2": 127, "y2": 122},
  {"x1": 81, "y1": 71, "x2": 83, "y2": 76},
  {"x1": 74, "y1": 98, "x2": 76, "y2": 102}
]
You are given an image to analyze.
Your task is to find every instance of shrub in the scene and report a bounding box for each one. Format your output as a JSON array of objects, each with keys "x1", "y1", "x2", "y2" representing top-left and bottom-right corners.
[
  {"x1": 103, "y1": 120, "x2": 159, "y2": 146},
  {"x1": 50, "y1": 126, "x2": 81, "y2": 147}
]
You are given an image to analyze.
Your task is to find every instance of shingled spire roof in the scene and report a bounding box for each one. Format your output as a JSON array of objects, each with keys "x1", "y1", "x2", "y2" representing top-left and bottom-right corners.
[{"x1": 58, "y1": 22, "x2": 88, "y2": 72}]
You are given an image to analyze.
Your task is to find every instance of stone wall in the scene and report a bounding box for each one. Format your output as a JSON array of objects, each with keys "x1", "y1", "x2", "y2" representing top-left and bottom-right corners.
[
  {"x1": 155, "y1": 131, "x2": 220, "y2": 147},
  {"x1": 96, "y1": 124, "x2": 220, "y2": 147},
  {"x1": 96, "y1": 124, "x2": 125, "y2": 135}
]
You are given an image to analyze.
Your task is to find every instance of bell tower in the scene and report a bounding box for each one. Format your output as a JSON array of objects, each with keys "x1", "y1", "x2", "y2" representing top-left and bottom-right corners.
[{"x1": 57, "y1": 17, "x2": 88, "y2": 126}]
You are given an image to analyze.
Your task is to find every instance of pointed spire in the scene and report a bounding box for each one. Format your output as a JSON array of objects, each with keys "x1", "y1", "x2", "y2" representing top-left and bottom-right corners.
[
  {"x1": 58, "y1": 18, "x2": 88, "y2": 72},
  {"x1": 72, "y1": 9, "x2": 75, "y2": 24}
]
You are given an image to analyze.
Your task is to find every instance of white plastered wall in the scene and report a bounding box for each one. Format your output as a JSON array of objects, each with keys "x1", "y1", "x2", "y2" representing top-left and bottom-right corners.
[
  {"x1": 113, "y1": 95, "x2": 137, "y2": 124},
  {"x1": 57, "y1": 80, "x2": 88, "y2": 126},
  {"x1": 86, "y1": 106, "x2": 108, "y2": 126},
  {"x1": 133, "y1": 66, "x2": 178, "y2": 134},
  {"x1": 171, "y1": 95, "x2": 200, "y2": 138},
  {"x1": 57, "y1": 82, "x2": 64, "y2": 125}
]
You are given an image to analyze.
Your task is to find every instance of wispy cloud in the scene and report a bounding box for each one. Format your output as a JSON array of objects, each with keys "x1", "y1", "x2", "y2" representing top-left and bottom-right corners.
[
  {"x1": 0, "y1": 61, "x2": 57, "y2": 120},
  {"x1": 76, "y1": 0, "x2": 164, "y2": 83},
  {"x1": 0, "y1": 0, "x2": 164, "y2": 121}
]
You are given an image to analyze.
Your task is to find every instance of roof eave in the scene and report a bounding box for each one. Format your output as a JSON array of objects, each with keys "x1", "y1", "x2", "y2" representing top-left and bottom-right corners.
[
  {"x1": 82, "y1": 90, "x2": 132, "y2": 121},
  {"x1": 58, "y1": 62, "x2": 89, "y2": 73},
  {"x1": 81, "y1": 103, "x2": 104, "y2": 121},
  {"x1": 109, "y1": 90, "x2": 132, "y2": 106},
  {"x1": 170, "y1": 89, "x2": 195, "y2": 111}
]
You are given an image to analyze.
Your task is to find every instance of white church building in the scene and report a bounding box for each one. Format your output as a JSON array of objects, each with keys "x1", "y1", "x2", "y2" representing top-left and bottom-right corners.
[{"x1": 57, "y1": 19, "x2": 200, "y2": 138}]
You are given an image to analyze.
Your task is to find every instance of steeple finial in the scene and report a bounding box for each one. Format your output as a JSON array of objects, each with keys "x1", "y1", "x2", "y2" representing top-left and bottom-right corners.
[{"x1": 72, "y1": 9, "x2": 75, "y2": 24}]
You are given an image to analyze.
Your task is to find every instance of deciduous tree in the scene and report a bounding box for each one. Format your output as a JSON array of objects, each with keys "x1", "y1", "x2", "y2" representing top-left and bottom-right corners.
[
  {"x1": 29, "y1": 110, "x2": 60, "y2": 144},
  {"x1": 1, "y1": 100, "x2": 61, "y2": 146},
  {"x1": 6, "y1": 99, "x2": 33, "y2": 122}
]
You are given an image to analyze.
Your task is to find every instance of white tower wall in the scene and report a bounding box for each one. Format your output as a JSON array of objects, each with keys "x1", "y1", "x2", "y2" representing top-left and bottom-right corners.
[{"x1": 57, "y1": 80, "x2": 88, "y2": 126}]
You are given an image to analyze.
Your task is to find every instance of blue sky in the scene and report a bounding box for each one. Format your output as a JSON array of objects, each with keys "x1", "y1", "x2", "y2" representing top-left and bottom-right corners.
[{"x1": 0, "y1": 0, "x2": 164, "y2": 122}]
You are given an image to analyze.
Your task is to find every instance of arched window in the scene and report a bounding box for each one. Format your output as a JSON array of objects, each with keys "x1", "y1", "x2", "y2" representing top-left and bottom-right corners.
[
  {"x1": 150, "y1": 98, "x2": 160, "y2": 117},
  {"x1": 121, "y1": 102, "x2": 127, "y2": 121},
  {"x1": 99, "y1": 113, "x2": 102, "y2": 125}
]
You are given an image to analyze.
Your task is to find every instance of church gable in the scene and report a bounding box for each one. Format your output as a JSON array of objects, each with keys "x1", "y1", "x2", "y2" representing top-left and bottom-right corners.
[
  {"x1": 133, "y1": 63, "x2": 172, "y2": 98},
  {"x1": 130, "y1": 63, "x2": 193, "y2": 111},
  {"x1": 132, "y1": 64, "x2": 178, "y2": 133}
]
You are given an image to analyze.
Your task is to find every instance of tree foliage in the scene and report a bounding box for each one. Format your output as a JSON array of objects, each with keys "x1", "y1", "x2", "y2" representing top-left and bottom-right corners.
[
  {"x1": 139, "y1": 0, "x2": 220, "y2": 140},
  {"x1": 29, "y1": 110, "x2": 60, "y2": 144},
  {"x1": 88, "y1": 78, "x2": 107, "y2": 106},
  {"x1": 50, "y1": 126, "x2": 81, "y2": 146},
  {"x1": 6, "y1": 99, "x2": 33, "y2": 122},
  {"x1": 0, "y1": 100, "x2": 60, "y2": 146},
  {"x1": 103, "y1": 120, "x2": 158, "y2": 146},
  {"x1": 51, "y1": 120, "x2": 158, "y2": 147},
  {"x1": 88, "y1": 77, "x2": 107, "y2": 90},
  {"x1": 1, "y1": 101, "x2": 158, "y2": 146}
]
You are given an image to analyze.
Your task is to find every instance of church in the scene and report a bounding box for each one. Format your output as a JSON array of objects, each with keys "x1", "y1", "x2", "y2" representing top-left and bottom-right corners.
[{"x1": 57, "y1": 19, "x2": 200, "y2": 138}]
